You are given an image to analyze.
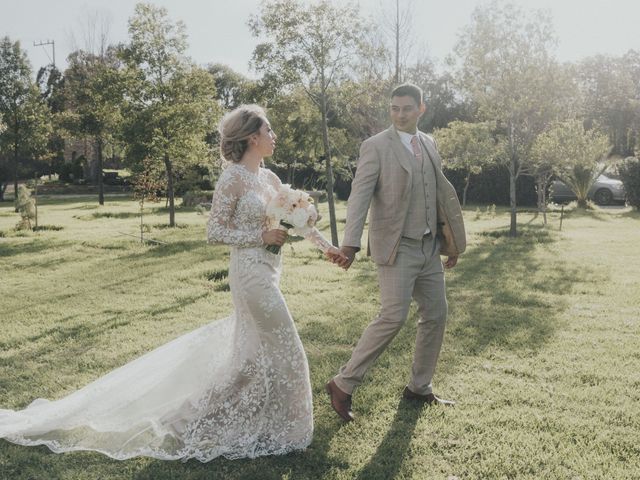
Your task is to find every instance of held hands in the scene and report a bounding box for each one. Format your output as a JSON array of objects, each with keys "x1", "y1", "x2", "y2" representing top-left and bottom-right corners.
[
  {"x1": 325, "y1": 246, "x2": 348, "y2": 265},
  {"x1": 262, "y1": 228, "x2": 288, "y2": 247},
  {"x1": 330, "y1": 246, "x2": 357, "y2": 271}
]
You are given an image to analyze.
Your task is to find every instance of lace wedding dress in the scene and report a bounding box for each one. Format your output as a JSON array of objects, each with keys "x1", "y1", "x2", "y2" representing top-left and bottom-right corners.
[{"x1": 0, "y1": 163, "x2": 332, "y2": 461}]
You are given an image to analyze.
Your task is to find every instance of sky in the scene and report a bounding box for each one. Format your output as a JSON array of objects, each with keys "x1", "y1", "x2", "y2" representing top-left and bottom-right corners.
[{"x1": 2, "y1": 0, "x2": 639, "y2": 78}]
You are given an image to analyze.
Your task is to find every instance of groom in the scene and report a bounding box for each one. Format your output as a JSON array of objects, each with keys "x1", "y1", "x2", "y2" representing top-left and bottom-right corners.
[{"x1": 326, "y1": 83, "x2": 466, "y2": 422}]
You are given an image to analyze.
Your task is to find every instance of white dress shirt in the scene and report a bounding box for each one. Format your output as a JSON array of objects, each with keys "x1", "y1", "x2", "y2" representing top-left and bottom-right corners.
[{"x1": 397, "y1": 129, "x2": 419, "y2": 155}]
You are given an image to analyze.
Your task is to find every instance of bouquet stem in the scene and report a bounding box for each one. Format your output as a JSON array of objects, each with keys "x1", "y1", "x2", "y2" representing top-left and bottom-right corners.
[{"x1": 265, "y1": 220, "x2": 293, "y2": 254}]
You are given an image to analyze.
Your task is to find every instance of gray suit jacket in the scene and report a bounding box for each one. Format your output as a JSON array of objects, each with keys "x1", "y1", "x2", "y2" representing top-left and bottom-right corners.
[{"x1": 342, "y1": 126, "x2": 466, "y2": 265}]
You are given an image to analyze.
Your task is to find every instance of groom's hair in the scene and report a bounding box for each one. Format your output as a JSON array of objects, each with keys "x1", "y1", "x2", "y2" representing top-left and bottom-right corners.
[{"x1": 391, "y1": 83, "x2": 423, "y2": 107}]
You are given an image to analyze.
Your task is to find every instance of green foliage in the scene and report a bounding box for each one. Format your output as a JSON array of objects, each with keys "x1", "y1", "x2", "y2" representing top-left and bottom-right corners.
[
  {"x1": 619, "y1": 156, "x2": 640, "y2": 209},
  {"x1": 60, "y1": 48, "x2": 124, "y2": 175},
  {"x1": 577, "y1": 52, "x2": 640, "y2": 156},
  {"x1": 120, "y1": 3, "x2": 221, "y2": 226},
  {"x1": 0, "y1": 37, "x2": 52, "y2": 189},
  {"x1": 535, "y1": 120, "x2": 612, "y2": 208},
  {"x1": 405, "y1": 60, "x2": 473, "y2": 132},
  {"x1": 131, "y1": 157, "x2": 166, "y2": 243},
  {"x1": 15, "y1": 184, "x2": 35, "y2": 229},
  {"x1": 453, "y1": 2, "x2": 576, "y2": 234},
  {"x1": 435, "y1": 121, "x2": 497, "y2": 205},
  {"x1": 207, "y1": 63, "x2": 260, "y2": 109},
  {"x1": 181, "y1": 190, "x2": 213, "y2": 207},
  {"x1": 0, "y1": 38, "x2": 52, "y2": 147},
  {"x1": 250, "y1": 0, "x2": 385, "y2": 245}
]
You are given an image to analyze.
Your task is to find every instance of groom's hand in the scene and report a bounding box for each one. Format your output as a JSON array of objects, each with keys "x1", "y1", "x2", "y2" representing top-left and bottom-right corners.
[
  {"x1": 325, "y1": 246, "x2": 348, "y2": 264},
  {"x1": 336, "y1": 246, "x2": 357, "y2": 270},
  {"x1": 444, "y1": 255, "x2": 458, "y2": 269}
]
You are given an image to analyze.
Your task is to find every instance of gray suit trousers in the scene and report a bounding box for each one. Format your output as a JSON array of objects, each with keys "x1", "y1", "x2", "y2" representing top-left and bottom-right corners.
[{"x1": 334, "y1": 234, "x2": 448, "y2": 395}]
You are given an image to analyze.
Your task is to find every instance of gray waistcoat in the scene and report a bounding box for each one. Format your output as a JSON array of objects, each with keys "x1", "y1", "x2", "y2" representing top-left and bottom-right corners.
[{"x1": 401, "y1": 141, "x2": 438, "y2": 239}]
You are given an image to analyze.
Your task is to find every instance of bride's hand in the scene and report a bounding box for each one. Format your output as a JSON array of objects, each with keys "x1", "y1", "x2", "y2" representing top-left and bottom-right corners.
[
  {"x1": 325, "y1": 246, "x2": 348, "y2": 263},
  {"x1": 262, "y1": 229, "x2": 288, "y2": 247}
]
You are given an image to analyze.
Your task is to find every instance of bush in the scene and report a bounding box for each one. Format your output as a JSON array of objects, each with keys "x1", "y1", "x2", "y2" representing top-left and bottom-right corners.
[
  {"x1": 15, "y1": 185, "x2": 36, "y2": 230},
  {"x1": 182, "y1": 190, "x2": 213, "y2": 207},
  {"x1": 33, "y1": 225, "x2": 64, "y2": 231},
  {"x1": 443, "y1": 164, "x2": 538, "y2": 206},
  {"x1": 619, "y1": 156, "x2": 640, "y2": 209}
]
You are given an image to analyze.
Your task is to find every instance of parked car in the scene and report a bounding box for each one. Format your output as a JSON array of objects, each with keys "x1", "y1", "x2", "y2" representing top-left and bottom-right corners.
[{"x1": 550, "y1": 174, "x2": 626, "y2": 205}]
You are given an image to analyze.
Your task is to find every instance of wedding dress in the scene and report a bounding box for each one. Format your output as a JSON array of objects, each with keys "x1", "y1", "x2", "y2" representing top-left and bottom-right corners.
[{"x1": 0, "y1": 163, "x2": 332, "y2": 462}]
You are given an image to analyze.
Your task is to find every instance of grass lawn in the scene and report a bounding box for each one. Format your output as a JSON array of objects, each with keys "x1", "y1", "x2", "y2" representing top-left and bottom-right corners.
[{"x1": 1, "y1": 196, "x2": 639, "y2": 479}]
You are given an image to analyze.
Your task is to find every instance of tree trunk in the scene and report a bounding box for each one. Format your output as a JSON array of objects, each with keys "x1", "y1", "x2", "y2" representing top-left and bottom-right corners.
[
  {"x1": 509, "y1": 165, "x2": 517, "y2": 237},
  {"x1": 13, "y1": 140, "x2": 19, "y2": 212},
  {"x1": 463, "y1": 172, "x2": 470, "y2": 207},
  {"x1": 34, "y1": 173, "x2": 38, "y2": 229},
  {"x1": 394, "y1": 0, "x2": 400, "y2": 84},
  {"x1": 508, "y1": 124, "x2": 517, "y2": 237},
  {"x1": 320, "y1": 87, "x2": 339, "y2": 246},
  {"x1": 164, "y1": 152, "x2": 175, "y2": 227},
  {"x1": 536, "y1": 178, "x2": 547, "y2": 226},
  {"x1": 97, "y1": 136, "x2": 104, "y2": 206}
]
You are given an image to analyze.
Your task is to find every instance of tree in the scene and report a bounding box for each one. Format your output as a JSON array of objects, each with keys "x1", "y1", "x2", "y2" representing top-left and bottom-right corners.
[
  {"x1": 546, "y1": 121, "x2": 611, "y2": 209},
  {"x1": 434, "y1": 121, "x2": 496, "y2": 207},
  {"x1": 121, "y1": 3, "x2": 220, "y2": 227},
  {"x1": 250, "y1": 0, "x2": 381, "y2": 246},
  {"x1": 0, "y1": 119, "x2": 7, "y2": 200},
  {"x1": 378, "y1": 0, "x2": 416, "y2": 84},
  {"x1": 132, "y1": 157, "x2": 164, "y2": 243},
  {"x1": 15, "y1": 184, "x2": 36, "y2": 230},
  {"x1": 406, "y1": 62, "x2": 472, "y2": 132},
  {"x1": 619, "y1": 156, "x2": 640, "y2": 210},
  {"x1": 529, "y1": 126, "x2": 561, "y2": 223},
  {"x1": 61, "y1": 48, "x2": 123, "y2": 205},
  {"x1": 453, "y1": 2, "x2": 574, "y2": 236},
  {"x1": 207, "y1": 63, "x2": 259, "y2": 110},
  {"x1": 577, "y1": 52, "x2": 640, "y2": 157},
  {"x1": 0, "y1": 37, "x2": 51, "y2": 205},
  {"x1": 36, "y1": 64, "x2": 66, "y2": 180}
]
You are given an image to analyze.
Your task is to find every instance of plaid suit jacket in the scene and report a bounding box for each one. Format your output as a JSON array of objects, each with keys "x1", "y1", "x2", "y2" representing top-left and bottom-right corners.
[{"x1": 342, "y1": 126, "x2": 466, "y2": 265}]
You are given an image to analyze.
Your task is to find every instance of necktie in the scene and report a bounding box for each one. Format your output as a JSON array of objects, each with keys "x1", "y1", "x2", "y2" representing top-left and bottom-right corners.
[{"x1": 410, "y1": 135, "x2": 421, "y2": 160}]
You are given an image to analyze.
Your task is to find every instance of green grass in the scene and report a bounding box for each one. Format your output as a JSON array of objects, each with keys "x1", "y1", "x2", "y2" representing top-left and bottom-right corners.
[{"x1": 1, "y1": 196, "x2": 639, "y2": 480}]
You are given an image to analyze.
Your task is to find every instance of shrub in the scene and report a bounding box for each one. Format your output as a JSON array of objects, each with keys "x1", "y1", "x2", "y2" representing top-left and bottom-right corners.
[
  {"x1": 33, "y1": 225, "x2": 64, "y2": 231},
  {"x1": 15, "y1": 185, "x2": 36, "y2": 230},
  {"x1": 182, "y1": 190, "x2": 213, "y2": 207},
  {"x1": 619, "y1": 156, "x2": 640, "y2": 209}
]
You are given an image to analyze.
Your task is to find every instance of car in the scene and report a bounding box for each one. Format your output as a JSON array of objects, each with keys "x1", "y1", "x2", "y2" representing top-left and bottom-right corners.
[{"x1": 550, "y1": 174, "x2": 626, "y2": 205}]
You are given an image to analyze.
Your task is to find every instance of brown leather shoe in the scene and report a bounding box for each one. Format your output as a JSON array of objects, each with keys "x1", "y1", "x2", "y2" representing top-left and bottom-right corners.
[
  {"x1": 325, "y1": 379, "x2": 355, "y2": 422},
  {"x1": 402, "y1": 387, "x2": 455, "y2": 406}
]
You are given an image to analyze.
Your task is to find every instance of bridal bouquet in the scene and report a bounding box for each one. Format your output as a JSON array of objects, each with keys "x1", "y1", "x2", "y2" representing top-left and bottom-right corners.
[{"x1": 265, "y1": 185, "x2": 318, "y2": 254}]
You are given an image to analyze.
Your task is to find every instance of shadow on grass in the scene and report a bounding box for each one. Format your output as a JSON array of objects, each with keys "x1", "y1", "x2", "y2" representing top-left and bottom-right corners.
[
  {"x1": 117, "y1": 240, "x2": 209, "y2": 260},
  {"x1": 556, "y1": 207, "x2": 616, "y2": 222},
  {"x1": 0, "y1": 239, "x2": 72, "y2": 258},
  {"x1": 619, "y1": 208, "x2": 640, "y2": 219},
  {"x1": 0, "y1": 315, "x2": 131, "y2": 360},
  {"x1": 73, "y1": 211, "x2": 141, "y2": 220},
  {"x1": 354, "y1": 400, "x2": 422, "y2": 480},
  {"x1": 148, "y1": 292, "x2": 211, "y2": 316},
  {"x1": 447, "y1": 225, "x2": 595, "y2": 356}
]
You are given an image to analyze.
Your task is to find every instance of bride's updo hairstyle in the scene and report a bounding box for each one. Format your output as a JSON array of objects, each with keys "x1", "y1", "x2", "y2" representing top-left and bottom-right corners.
[{"x1": 219, "y1": 104, "x2": 266, "y2": 163}]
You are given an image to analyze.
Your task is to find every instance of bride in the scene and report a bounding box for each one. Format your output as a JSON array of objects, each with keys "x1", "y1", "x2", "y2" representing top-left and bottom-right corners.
[{"x1": 0, "y1": 104, "x2": 345, "y2": 462}]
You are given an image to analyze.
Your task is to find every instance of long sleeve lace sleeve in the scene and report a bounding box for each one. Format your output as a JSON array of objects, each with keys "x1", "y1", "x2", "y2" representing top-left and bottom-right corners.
[
  {"x1": 207, "y1": 170, "x2": 264, "y2": 247},
  {"x1": 303, "y1": 227, "x2": 333, "y2": 253}
]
